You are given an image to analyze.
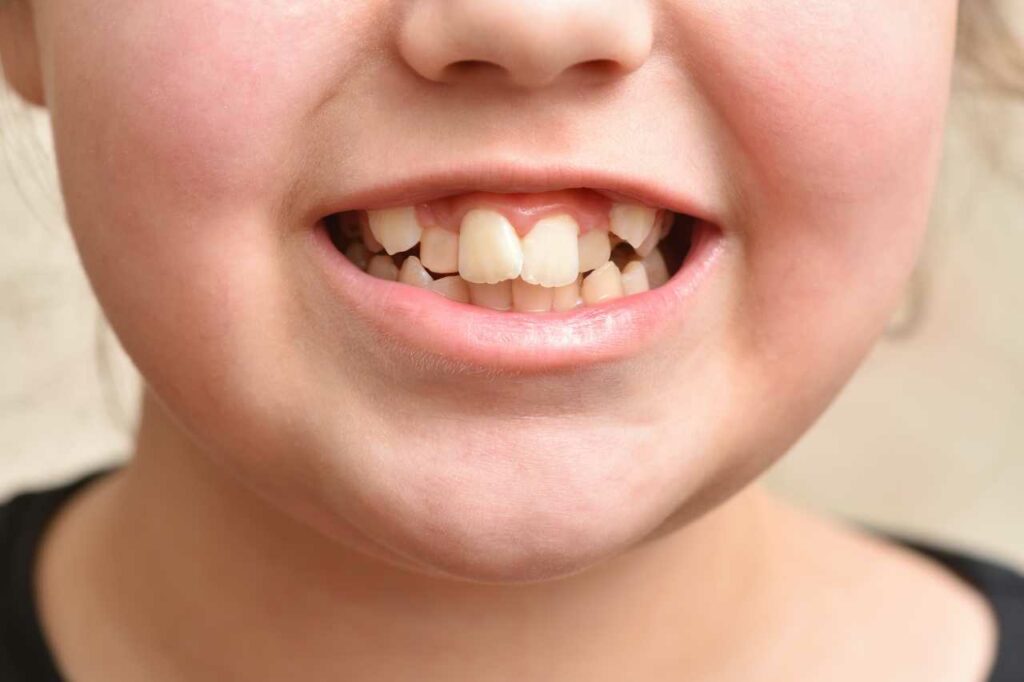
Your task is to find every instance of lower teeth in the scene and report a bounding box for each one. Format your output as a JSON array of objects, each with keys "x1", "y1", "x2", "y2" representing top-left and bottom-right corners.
[{"x1": 326, "y1": 212, "x2": 693, "y2": 312}]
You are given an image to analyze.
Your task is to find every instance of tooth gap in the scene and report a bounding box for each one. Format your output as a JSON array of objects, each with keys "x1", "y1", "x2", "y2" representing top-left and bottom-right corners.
[{"x1": 610, "y1": 242, "x2": 634, "y2": 269}]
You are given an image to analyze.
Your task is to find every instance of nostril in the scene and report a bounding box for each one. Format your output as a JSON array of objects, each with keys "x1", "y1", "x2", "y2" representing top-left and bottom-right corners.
[
  {"x1": 442, "y1": 59, "x2": 508, "y2": 81},
  {"x1": 572, "y1": 59, "x2": 625, "y2": 79},
  {"x1": 443, "y1": 58, "x2": 632, "y2": 88},
  {"x1": 398, "y1": 1, "x2": 653, "y2": 88}
]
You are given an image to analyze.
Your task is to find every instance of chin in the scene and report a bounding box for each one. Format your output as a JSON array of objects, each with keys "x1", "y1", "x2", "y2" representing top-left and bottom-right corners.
[{"x1": 310, "y1": 426, "x2": 688, "y2": 584}]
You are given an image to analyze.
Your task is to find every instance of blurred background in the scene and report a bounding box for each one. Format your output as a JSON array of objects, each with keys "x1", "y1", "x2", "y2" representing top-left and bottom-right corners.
[{"x1": 1, "y1": 10, "x2": 1022, "y2": 568}]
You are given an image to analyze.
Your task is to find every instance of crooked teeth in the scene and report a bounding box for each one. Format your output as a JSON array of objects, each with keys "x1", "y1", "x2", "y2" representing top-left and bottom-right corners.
[
  {"x1": 577, "y1": 230, "x2": 611, "y2": 273},
  {"x1": 368, "y1": 207, "x2": 422, "y2": 255},
  {"x1": 520, "y1": 214, "x2": 579, "y2": 288},
  {"x1": 398, "y1": 255, "x2": 434, "y2": 288},
  {"x1": 367, "y1": 254, "x2": 399, "y2": 281},
  {"x1": 642, "y1": 249, "x2": 670, "y2": 288},
  {"x1": 420, "y1": 226, "x2": 459, "y2": 274},
  {"x1": 634, "y1": 214, "x2": 663, "y2": 258},
  {"x1": 581, "y1": 261, "x2": 624, "y2": 304},
  {"x1": 609, "y1": 203, "x2": 657, "y2": 249},
  {"x1": 458, "y1": 209, "x2": 523, "y2": 284},
  {"x1": 621, "y1": 260, "x2": 650, "y2": 296},
  {"x1": 341, "y1": 199, "x2": 682, "y2": 312}
]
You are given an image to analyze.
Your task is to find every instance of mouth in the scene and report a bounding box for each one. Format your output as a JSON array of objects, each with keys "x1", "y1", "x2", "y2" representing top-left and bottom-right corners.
[{"x1": 307, "y1": 182, "x2": 725, "y2": 372}]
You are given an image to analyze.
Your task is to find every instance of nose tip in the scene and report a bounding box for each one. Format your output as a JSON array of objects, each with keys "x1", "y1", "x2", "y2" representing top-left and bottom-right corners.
[{"x1": 398, "y1": 1, "x2": 653, "y2": 88}]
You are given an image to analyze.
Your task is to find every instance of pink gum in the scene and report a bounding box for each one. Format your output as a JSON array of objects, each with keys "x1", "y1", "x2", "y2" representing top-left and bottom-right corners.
[{"x1": 413, "y1": 189, "x2": 623, "y2": 237}]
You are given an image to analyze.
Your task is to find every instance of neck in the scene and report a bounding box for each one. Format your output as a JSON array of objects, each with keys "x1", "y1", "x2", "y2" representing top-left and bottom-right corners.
[{"x1": 77, "y1": 390, "x2": 796, "y2": 681}]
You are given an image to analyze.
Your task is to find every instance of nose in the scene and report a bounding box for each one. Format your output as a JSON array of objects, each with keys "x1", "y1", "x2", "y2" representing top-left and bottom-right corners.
[{"x1": 398, "y1": 0, "x2": 653, "y2": 89}]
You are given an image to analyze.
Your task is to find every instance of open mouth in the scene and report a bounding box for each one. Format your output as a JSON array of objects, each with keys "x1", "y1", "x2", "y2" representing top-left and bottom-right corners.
[
  {"x1": 309, "y1": 186, "x2": 723, "y2": 370},
  {"x1": 321, "y1": 189, "x2": 697, "y2": 313}
]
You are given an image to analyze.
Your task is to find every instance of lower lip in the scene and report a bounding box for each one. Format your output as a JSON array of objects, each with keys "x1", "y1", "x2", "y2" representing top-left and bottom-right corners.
[{"x1": 307, "y1": 219, "x2": 726, "y2": 372}]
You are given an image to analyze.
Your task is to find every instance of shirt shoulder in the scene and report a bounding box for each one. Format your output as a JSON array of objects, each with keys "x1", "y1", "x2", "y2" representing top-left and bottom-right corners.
[
  {"x1": 889, "y1": 534, "x2": 1024, "y2": 682},
  {"x1": 0, "y1": 468, "x2": 117, "y2": 682}
]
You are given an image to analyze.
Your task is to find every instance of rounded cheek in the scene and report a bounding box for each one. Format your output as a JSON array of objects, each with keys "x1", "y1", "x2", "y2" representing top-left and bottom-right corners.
[
  {"x1": 38, "y1": 2, "x2": 383, "y2": 505},
  {"x1": 692, "y1": 1, "x2": 956, "y2": 390},
  {"x1": 42, "y1": 1, "x2": 366, "y2": 210},
  {"x1": 697, "y1": 1, "x2": 958, "y2": 196},
  {"x1": 39, "y1": 6, "x2": 350, "y2": 366},
  {"x1": 641, "y1": 1, "x2": 960, "y2": 498}
]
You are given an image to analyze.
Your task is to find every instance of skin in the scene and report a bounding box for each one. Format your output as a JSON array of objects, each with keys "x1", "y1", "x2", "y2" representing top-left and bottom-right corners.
[{"x1": 0, "y1": 1, "x2": 1000, "y2": 680}]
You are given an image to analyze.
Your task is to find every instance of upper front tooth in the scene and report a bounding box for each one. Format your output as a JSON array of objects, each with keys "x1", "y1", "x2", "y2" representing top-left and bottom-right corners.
[
  {"x1": 635, "y1": 212, "x2": 664, "y2": 258},
  {"x1": 367, "y1": 207, "x2": 422, "y2": 255},
  {"x1": 458, "y1": 209, "x2": 523, "y2": 284},
  {"x1": 577, "y1": 230, "x2": 611, "y2": 273},
  {"x1": 520, "y1": 214, "x2": 579, "y2": 288},
  {"x1": 609, "y1": 203, "x2": 657, "y2": 249},
  {"x1": 420, "y1": 226, "x2": 459, "y2": 274}
]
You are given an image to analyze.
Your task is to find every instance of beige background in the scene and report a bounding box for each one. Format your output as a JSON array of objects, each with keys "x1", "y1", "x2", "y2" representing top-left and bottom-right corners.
[{"x1": 2, "y1": 42, "x2": 1022, "y2": 567}]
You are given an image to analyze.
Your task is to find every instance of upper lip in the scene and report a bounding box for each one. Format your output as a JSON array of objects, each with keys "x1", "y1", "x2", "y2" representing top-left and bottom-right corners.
[{"x1": 306, "y1": 160, "x2": 716, "y2": 225}]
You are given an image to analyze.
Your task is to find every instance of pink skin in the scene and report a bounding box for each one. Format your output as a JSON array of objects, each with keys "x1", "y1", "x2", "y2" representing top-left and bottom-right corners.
[
  {"x1": 10, "y1": 0, "x2": 953, "y2": 584},
  {"x1": 413, "y1": 188, "x2": 619, "y2": 236},
  {"x1": 3, "y1": 1, "x2": 990, "y2": 680}
]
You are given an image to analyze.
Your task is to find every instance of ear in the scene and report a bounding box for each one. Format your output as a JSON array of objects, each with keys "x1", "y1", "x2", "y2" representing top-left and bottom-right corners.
[{"x1": 0, "y1": 0, "x2": 45, "y2": 107}]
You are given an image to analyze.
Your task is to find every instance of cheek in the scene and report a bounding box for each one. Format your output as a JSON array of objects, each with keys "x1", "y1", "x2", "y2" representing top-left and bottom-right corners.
[
  {"x1": 699, "y1": 1, "x2": 957, "y2": 200},
  {"x1": 42, "y1": 1, "x2": 372, "y2": 211},
  {"x1": 35, "y1": 2, "x2": 384, "y2": 458},
  {"x1": 684, "y1": 0, "x2": 957, "y2": 369},
  {"x1": 37, "y1": 2, "x2": 371, "y2": 370}
]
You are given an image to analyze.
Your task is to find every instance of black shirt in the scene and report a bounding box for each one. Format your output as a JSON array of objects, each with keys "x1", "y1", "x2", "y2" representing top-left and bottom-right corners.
[{"x1": 1, "y1": 468, "x2": 1022, "y2": 681}]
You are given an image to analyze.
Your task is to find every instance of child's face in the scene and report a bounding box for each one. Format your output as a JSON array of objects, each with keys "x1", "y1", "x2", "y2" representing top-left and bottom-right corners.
[{"x1": 11, "y1": 1, "x2": 957, "y2": 580}]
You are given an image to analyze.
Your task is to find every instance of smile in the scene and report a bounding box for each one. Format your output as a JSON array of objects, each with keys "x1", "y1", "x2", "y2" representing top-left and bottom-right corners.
[
  {"x1": 307, "y1": 176, "x2": 726, "y2": 372},
  {"x1": 328, "y1": 189, "x2": 694, "y2": 310}
]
